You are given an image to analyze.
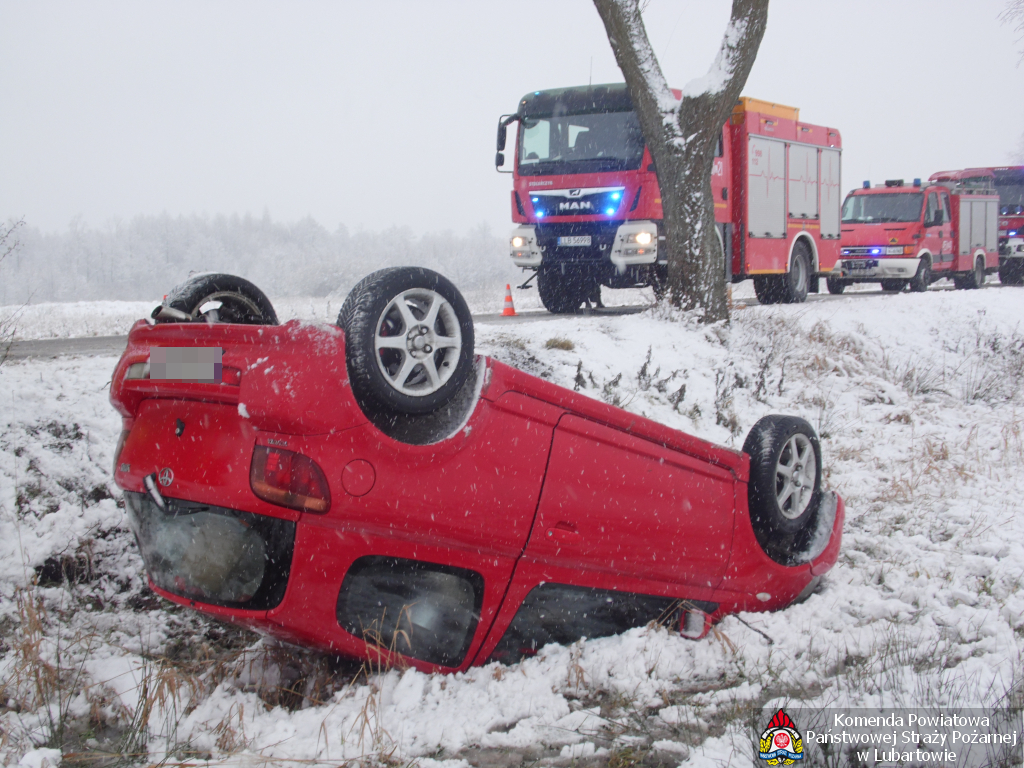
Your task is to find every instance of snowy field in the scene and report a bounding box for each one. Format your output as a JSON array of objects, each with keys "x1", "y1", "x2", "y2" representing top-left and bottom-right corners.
[{"x1": 2, "y1": 284, "x2": 1023, "y2": 767}]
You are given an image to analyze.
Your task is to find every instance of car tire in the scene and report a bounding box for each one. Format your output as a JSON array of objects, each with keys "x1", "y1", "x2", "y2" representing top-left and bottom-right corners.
[
  {"x1": 158, "y1": 273, "x2": 279, "y2": 324},
  {"x1": 999, "y1": 261, "x2": 1024, "y2": 286},
  {"x1": 338, "y1": 267, "x2": 474, "y2": 416},
  {"x1": 908, "y1": 258, "x2": 931, "y2": 293},
  {"x1": 538, "y1": 266, "x2": 587, "y2": 314},
  {"x1": 825, "y1": 277, "x2": 846, "y2": 295},
  {"x1": 743, "y1": 415, "x2": 823, "y2": 564},
  {"x1": 880, "y1": 279, "x2": 907, "y2": 293}
]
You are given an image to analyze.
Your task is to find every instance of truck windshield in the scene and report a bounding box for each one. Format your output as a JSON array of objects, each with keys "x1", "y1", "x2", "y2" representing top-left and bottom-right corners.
[
  {"x1": 994, "y1": 182, "x2": 1024, "y2": 215},
  {"x1": 842, "y1": 193, "x2": 923, "y2": 223},
  {"x1": 518, "y1": 111, "x2": 645, "y2": 177}
]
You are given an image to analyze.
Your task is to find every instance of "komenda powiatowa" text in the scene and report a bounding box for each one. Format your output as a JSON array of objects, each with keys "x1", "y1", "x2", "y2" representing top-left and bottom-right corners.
[{"x1": 804, "y1": 713, "x2": 1017, "y2": 749}]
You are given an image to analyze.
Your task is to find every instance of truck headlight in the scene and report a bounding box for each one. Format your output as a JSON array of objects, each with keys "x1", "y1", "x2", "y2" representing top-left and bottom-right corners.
[
  {"x1": 512, "y1": 236, "x2": 525, "y2": 248},
  {"x1": 634, "y1": 232, "x2": 652, "y2": 245}
]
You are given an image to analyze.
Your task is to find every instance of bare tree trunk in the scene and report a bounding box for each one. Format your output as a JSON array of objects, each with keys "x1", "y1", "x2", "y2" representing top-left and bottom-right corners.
[{"x1": 593, "y1": 0, "x2": 768, "y2": 323}]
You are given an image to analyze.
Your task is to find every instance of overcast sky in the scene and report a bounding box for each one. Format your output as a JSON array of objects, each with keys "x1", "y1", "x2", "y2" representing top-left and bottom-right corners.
[{"x1": 2, "y1": 0, "x2": 1022, "y2": 237}]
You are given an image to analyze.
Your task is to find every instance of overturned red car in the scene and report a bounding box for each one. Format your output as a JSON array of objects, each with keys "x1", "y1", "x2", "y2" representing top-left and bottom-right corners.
[{"x1": 110, "y1": 268, "x2": 844, "y2": 673}]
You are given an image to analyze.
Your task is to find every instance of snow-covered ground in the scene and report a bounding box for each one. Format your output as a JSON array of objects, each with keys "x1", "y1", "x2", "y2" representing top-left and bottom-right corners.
[{"x1": 2, "y1": 284, "x2": 1023, "y2": 767}]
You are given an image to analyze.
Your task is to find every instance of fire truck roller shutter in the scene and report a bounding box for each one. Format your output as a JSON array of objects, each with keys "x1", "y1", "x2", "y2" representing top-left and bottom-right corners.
[
  {"x1": 787, "y1": 144, "x2": 818, "y2": 220},
  {"x1": 819, "y1": 149, "x2": 842, "y2": 239},
  {"x1": 747, "y1": 136, "x2": 786, "y2": 239},
  {"x1": 986, "y1": 200, "x2": 999, "y2": 253}
]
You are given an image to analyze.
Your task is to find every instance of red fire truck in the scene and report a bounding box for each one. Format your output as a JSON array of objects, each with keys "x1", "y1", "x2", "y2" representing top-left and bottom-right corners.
[
  {"x1": 495, "y1": 87, "x2": 842, "y2": 311},
  {"x1": 988, "y1": 165, "x2": 1024, "y2": 285},
  {"x1": 830, "y1": 170, "x2": 1000, "y2": 293}
]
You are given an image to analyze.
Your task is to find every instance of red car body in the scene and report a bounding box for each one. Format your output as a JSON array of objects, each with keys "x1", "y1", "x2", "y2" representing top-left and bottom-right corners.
[{"x1": 111, "y1": 318, "x2": 844, "y2": 674}]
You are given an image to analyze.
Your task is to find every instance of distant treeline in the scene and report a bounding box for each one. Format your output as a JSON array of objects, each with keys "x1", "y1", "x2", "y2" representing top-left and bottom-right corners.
[{"x1": 0, "y1": 214, "x2": 510, "y2": 304}]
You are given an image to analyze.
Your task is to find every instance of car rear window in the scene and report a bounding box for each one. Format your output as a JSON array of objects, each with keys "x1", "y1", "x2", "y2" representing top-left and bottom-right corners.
[{"x1": 124, "y1": 491, "x2": 295, "y2": 610}]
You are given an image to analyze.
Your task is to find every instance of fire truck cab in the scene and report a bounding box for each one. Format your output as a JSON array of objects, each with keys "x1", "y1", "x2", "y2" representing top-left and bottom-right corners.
[
  {"x1": 987, "y1": 165, "x2": 1024, "y2": 285},
  {"x1": 496, "y1": 86, "x2": 842, "y2": 312},
  {"x1": 832, "y1": 170, "x2": 999, "y2": 293}
]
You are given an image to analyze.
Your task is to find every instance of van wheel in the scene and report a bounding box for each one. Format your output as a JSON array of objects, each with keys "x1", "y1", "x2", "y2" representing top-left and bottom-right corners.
[
  {"x1": 999, "y1": 261, "x2": 1024, "y2": 285},
  {"x1": 156, "y1": 273, "x2": 278, "y2": 324},
  {"x1": 338, "y1": 267, "x2": 474, "y2": 415},
  {"x1": 954, "y1": 256, "x2": 985, "y2": 290},
  {"x1": 908, "y1": 258, "x2": 931, "y2": 293},
  {"x1": 743, "y1": 415, "x2": 823, "y2": 564},
  {"x1": 779, "y1": 241, "x2": 811, "y2": 304},
  {"x1": 825, "y1": 277, "x2": 846, "y2": 295}
]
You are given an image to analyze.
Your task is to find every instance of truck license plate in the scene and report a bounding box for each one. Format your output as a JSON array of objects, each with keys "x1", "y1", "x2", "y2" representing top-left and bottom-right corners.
[{"x1": 557, "y1": 236, "x2": 591, "y2": 247}]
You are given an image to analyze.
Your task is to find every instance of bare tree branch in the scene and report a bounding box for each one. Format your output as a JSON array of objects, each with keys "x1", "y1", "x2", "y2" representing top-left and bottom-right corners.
[
  {"x1": 1001, "y1": 0, "x2": 1024, "y2": 62},
  {"x1": 593, "y1": 0, "x2": 768, "y2": 322}
]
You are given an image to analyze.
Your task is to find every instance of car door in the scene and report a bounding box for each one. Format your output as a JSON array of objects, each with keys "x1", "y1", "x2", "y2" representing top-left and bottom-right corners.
[
  {"x1": 476, "y1": 414, "x2": 737, "y2": 663},
  {"x1": 936, "y1": 190, "x2": 954, "y2": 264},
  {"x1": 921, "y1": 190, "x2": 944, "y2": 260}
]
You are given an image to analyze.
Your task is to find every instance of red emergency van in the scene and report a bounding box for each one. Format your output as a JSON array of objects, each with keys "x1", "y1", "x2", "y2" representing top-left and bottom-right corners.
[
  {"x1": 831, "y1": 170, "x2": 999, "y2": 293},
  {"x1": 496, "y1": 87, "x2": 842, "y2": 311}
]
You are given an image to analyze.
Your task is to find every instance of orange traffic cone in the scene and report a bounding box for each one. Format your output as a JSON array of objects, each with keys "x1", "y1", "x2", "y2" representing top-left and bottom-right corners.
[{"x1": 502, "y1": 284, "x2": 517, "y2": 316}]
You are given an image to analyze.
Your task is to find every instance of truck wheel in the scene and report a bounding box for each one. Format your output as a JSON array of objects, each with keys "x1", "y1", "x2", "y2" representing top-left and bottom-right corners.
[
  {"x1": 880, "y1": 279, "x2": 907, "y2": 293},
  {"x1": 999, "y1": 261, "x2": 1024, "y2": 286},
  {"x1": 753, "y1": 276, "x2": 779, "y2": 305},
  {"x1": 338, "y1": 267, "x2": 474, "y2": 416},
  {"x1": 156, "y1": 273, "x2": 278, "y2": 324},
  {"x1": 825, "y1": 277, "x2": 846, "y2": 295},
  {"x1": 779, "y1": 242, "x2": 811, "y2": 304},
  {"x1": 743, "y1": 415, "x2": 823, "y2": 564},
  {"x1": 908, "y1": 258, "x2": 931, "y2": 293},
  {"x1": 537, "y1": 266, "x2": 587, "y2": 314}
]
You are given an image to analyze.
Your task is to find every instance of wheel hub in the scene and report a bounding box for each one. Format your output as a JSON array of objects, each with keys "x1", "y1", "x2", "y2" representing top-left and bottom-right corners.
[{"x1": 408, "y1": 325, "x2": 434, "y2": 357}]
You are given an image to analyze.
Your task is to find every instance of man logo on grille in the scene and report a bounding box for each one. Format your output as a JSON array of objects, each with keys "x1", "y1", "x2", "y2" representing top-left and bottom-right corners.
[
  {"x1": 568, "y1": 188, "x2": 582, "y2": 197},
  {"x1": 158, "y1": 467, "x2": 174, "y2": 487}
]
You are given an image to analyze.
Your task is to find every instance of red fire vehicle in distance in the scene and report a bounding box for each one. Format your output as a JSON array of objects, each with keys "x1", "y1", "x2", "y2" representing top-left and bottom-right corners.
[
  {"x1": 987, "y1": 165, "x2": 1024, "y2": 285},
  {"x1": 496, "y1": 87, "x2": 842, "y2": 311},
  {"x1": 831, "y1": 170, "x2": 999, "y2": 293}
]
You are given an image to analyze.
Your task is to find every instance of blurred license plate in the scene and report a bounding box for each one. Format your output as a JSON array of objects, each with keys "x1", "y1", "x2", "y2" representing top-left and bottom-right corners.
[
  {"x1": 150, "y1": 347, "x2": 223, "y2": 382},
  {"x1": 846, "y1": 260, "x2": 876, "y2": 270},
  {"x1": 557, "y1": 236, "x2": 591, "y2": 246}
]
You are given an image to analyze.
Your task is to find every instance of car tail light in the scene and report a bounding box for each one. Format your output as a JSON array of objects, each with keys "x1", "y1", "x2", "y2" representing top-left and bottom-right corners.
[{"x1": 250, "y1": 446, "x2": 331, "y2": 514}]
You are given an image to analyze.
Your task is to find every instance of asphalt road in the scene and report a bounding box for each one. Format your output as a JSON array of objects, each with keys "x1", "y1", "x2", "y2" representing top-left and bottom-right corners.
[{"x1": 3, "y1": 283, "x2": 1007, "y2": 362}]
